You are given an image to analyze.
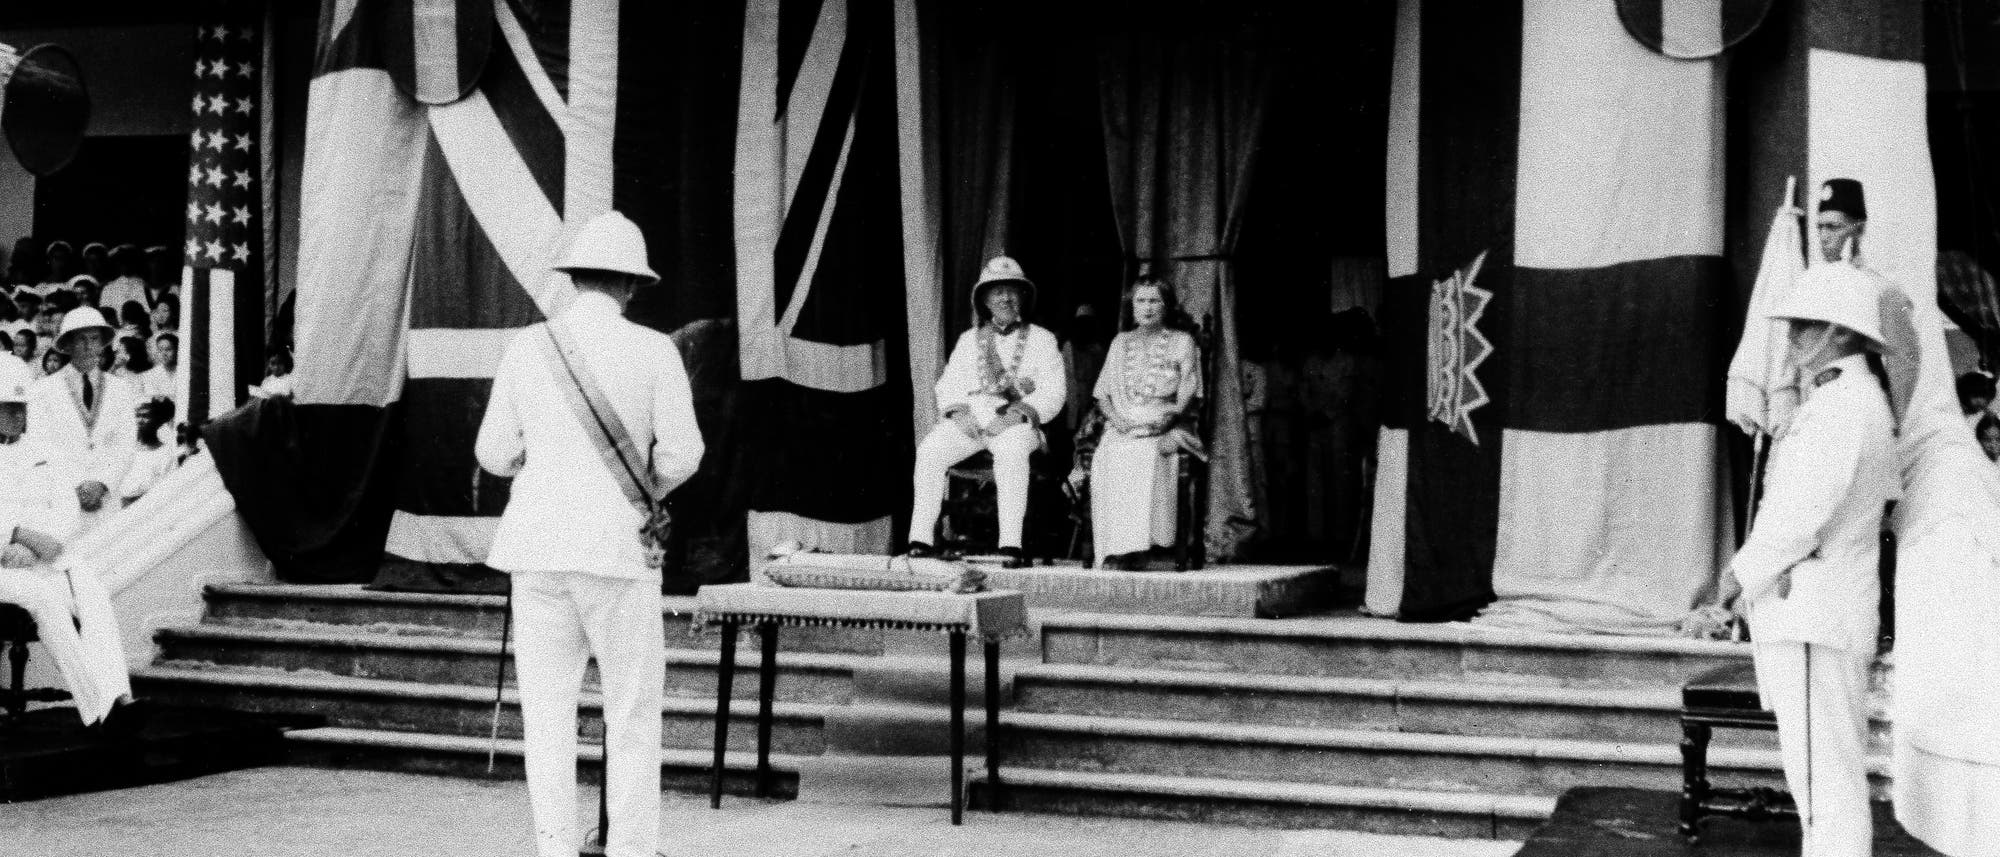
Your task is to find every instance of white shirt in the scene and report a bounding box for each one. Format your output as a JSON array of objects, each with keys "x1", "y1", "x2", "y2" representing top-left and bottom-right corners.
[
  {"x1": 1732, "y1": 354, "x2": 1900, "y2": 652},
  {"x1": 934, "y1": 323, "x2": 1067, "y2": 429},
  {"x1": 475, "y1": 292, "x2": 704, "y2": 577}
]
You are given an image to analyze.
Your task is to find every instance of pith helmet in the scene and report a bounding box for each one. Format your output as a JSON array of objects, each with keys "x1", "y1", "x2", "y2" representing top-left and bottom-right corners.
[
  {"x1": 1771, "y1": 262, "x2": 1886, "y2": 351},
  {"x1": 553, "y1": 211, "x2": 658, "y2": 285},
  {"x1": 54, "y1": 305, "x2": 114, "y2": 353},
  {"x1": 972, "y1": 255, "x2": 1035, "y2": 320}
]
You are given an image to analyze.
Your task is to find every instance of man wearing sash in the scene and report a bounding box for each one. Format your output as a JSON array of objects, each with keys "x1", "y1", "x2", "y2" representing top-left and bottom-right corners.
[
  {"x1": 475, "y1": 212, "x2": 703, "y2": 857},
  {"x1": 905, "y1": 256, "x2": 1065, "y2": 567}
]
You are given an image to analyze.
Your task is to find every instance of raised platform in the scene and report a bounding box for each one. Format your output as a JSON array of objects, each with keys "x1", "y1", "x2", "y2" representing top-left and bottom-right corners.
[
  {"x1": 977, "y1": 562, "x2": 1340, "y2": 618},
  {"x1": 0, "y1": 705, "x2": 320, "y2": 802},
  {"x1": 1516, "y1": 788, "x2": 1941, "y2": 856}
]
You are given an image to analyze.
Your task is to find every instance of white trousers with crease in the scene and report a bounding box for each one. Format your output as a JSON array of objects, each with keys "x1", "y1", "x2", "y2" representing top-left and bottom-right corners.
[
  {"x1": 908, "y1": 421, "x2": 1038, "y2": 549},
  {"x1": 510, "y1": 571, "x2": 663, "y2": 857},
  {"x1": 0, "y1": 562, "x2": 129, "y2": 725},
  {"x1": 1753, "y1": 640, "x2": 1875, "y2": 857}
]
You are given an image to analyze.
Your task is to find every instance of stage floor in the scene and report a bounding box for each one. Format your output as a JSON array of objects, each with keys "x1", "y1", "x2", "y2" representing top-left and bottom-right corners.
[
  {"x1": 1516, "y1": 788, "x2": 1943, "y2": 857},
  {"x1": 0, "y1": 705, "x2": 319, "y2": 802}
]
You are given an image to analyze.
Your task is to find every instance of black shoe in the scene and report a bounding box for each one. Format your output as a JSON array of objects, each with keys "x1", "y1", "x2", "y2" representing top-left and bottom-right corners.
[
  {"x1": 906, "y1": 541, "x2": 938, "y2": 559},
  {"x1": 97, "y1": 697, "x2": 152, "y2": 742},
  {"x1": 998, "y1": 546, "x2": 1028, "y2": 569}
]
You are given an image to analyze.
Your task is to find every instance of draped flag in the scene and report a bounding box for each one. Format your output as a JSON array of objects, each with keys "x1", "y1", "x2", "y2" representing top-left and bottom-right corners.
[
  {"x1": 1369, "y1": 0, "x2": 1735, "y2": 630},
  {"x1": 1725, "y1": 177, "x2": 1805, "y2": 439},
  {"x1": 181, "y1": 2, "x2": 267, "y2": 425},
  {"x1": 734, "y1": 0, "x2": 915, "y2": 561}
]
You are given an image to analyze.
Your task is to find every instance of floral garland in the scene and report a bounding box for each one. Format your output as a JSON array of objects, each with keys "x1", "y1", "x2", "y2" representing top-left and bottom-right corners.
[
  {"x1": 974, "y1": 323, "x2": 1030, "y2": 400},
  {"x1": 1119, "y1": 330, "x2": 1184, "y2": 402}
]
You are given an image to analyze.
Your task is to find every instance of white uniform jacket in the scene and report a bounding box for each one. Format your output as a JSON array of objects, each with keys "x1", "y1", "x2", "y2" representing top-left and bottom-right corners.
[
  {"x1": 474, "y1": 292, "x2": 704, "y2": 579},
  {"x1": 25, "y1": 366, "x2": 138, "y2": 498},
  {"x1": 933, "y1": 324, "x2": 1066, "y2": 429},
  {"x1": 1732, "y1": 354, "x2": 1899, "y2": 654}
]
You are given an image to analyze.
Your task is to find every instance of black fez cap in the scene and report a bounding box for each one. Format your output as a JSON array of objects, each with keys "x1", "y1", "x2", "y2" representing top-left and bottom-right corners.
[{"x1": 1820, "y1": 178, "x2": 1867, "y2": 220}]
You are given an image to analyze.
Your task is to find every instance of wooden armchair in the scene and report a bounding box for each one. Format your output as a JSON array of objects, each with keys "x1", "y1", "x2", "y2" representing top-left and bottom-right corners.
[{"x1": 0, "y1": 604, "x2": 73, "y2": 720}]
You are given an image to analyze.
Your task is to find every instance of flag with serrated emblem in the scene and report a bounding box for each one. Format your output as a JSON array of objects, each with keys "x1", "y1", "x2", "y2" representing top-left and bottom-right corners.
[{"x1": 178, "y1": 1, "x2": 264, "y2": 424}]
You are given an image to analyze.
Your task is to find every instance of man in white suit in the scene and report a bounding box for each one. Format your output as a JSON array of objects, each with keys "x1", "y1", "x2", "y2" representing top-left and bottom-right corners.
[
  {"x1": 905, "y1": 256, "x2": 1065, "y2": 567},
  {"x1": 1733, "y1": 262, "x2": 1899, "y2": 857},
  {"x1": 475, "y1": 212, "x2": 703, "y2": 857},
  {"x1": 27, "y1": 307, "x2": 139, "y2": 540}
]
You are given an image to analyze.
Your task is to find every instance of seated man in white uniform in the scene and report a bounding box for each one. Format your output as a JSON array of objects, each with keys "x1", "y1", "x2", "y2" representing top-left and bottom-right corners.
[
  {"x1": 0, "y1": 370, "x2": 145, "y2": 733},
  {"x1": 27, "y1": 307, "x2": 139, "y2": 540},
  {"x1": 906, "y1": 256, "x2": 1065, "y2": 568}
]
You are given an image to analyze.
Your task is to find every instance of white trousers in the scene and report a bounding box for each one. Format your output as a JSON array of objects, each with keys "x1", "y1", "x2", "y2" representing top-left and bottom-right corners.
[
  {"x1": 1753, "y1": 640, "x2": 1875, "y2": 857},
  {"x1": 510, "y1": 571, "x2": 663, "y2": 857},
  {"x1": 0, "y1": 563, "x2": 130, "y2": 725},
  {"x1": 908, "y1": 421, "x2": 1037, "y2": 548}
]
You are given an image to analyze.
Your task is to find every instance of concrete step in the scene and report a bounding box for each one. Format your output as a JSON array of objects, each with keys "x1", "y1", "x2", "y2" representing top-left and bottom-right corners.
[
  {"x1": 1040, "y1": 613, "x2": 1751, "y2": 688},
  {"x1": 995, "y1": 711, "x2": 1885, "y2": 798},
  {"x1": 1012, "y1": 664, "x2": 1781, "y2": 747},
  {"x1": 199, "y1": 584, "x2": 887, "y2": 655},
  {"x1": 968, "y1": 767, "x2": 1553, "y2": 839},
  {"x1": 154, "y1": 623, "x2": 862, "y2": 704},
  {"x1": 822, "y1": 702, "x2": 988, "y2": 756},
  {"x1": 284, "y1": 726, "x2": 805, "y2": 799},
  {"x1": 131, "y1": 664, "x2": 830, "y2": 756}
]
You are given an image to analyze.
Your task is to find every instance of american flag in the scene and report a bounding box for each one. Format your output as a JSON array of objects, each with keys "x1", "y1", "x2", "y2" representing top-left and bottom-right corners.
[{"x1": 180, "y1": 3, "x2": 262, "y2": 423}]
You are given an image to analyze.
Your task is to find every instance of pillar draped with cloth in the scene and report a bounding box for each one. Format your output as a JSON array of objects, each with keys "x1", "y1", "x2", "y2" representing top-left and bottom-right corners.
[{"x1": 1096, "y1": 35, "x2": 1272, "y2": 561}]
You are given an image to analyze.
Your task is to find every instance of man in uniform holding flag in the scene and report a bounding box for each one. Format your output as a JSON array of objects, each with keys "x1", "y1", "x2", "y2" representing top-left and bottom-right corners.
[{"x1": 1732, "y1": 261, "x2": 1898, "y2": 857}]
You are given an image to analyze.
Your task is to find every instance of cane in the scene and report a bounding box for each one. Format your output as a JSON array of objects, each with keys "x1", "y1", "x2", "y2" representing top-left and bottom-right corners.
[
  {"x1": 487, "y1": 588, "x2": 513, "y2": 774},
  {"x1": 582, "y1": 721, "x2": 609, "y2": 856}
]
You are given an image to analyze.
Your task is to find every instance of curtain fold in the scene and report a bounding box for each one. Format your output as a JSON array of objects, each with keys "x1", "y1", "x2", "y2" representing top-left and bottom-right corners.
[{"x1": 1096, "y1": 34, "x2": 1273, "y2": 560}]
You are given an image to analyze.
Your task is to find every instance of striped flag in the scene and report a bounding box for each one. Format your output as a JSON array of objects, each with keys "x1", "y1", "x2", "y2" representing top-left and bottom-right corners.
[
  {"x1": 180, "y1": 1, "x2": 266, "y2": 424},
  {"x1": 1368, "y1": 0, "x2": 1735, "y2": 631}
]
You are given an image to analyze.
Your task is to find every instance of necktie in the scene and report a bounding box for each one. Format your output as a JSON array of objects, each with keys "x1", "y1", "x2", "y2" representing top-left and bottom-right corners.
[{"x1": 82, "y1": 373, "x2": 94, "y2": 411}]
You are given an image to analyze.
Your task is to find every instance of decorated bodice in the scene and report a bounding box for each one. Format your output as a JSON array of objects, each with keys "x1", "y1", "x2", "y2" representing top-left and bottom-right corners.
[{"x1": 1109, "y1": 329, "x2": 1197, "y2": 406}]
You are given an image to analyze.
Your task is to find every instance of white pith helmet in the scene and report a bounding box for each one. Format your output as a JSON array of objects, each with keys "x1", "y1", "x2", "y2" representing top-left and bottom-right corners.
[
  {"x1": 1770, "y1": 262, "x2": 1886, "y2": 351},
  {"x1": 55, "y1": 306, "x2": 114, "y2": 353},
  {"x1": 553, "y1": 211, "x2": 659, "y2": 285}
]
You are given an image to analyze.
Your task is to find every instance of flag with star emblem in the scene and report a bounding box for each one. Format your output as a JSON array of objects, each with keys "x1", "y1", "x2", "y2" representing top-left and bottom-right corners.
[{"x1": 180, "y1": 1, "x2": 265, "y2": 424}]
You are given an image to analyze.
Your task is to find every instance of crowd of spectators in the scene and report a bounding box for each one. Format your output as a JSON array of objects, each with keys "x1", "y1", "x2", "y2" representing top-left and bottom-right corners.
[{"x1": 0, "y1": 238, "x2": 193, "y2": 529}]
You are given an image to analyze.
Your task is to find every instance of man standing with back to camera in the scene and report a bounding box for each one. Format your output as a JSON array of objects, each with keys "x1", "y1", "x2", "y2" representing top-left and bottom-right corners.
[{"x1": 475, "y1": 212, "x2": 704, "y2": 857}]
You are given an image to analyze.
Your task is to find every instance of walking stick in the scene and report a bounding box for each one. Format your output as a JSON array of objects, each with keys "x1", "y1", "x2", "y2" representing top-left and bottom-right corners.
[
  {"x1": 487, "y1": 588, "x2": 513, "y2": 775},
  {"x1": 582, "y1": 723, "x2": 609, "y2": 856}
]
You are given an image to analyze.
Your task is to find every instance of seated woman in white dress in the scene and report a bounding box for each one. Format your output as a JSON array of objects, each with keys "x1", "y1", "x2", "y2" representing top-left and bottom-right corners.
[{"x1": 1089, "y1": 277, "x2": 1201, "y2": 570}]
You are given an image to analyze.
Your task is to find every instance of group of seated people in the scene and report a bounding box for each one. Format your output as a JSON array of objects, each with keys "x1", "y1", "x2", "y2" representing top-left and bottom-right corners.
[
  {"x1": 904, "y1": 256, "x2": 1205, "y2": 570},
  {"x1": 2, "y1": 240, "x2": 181, "y2": 401}
]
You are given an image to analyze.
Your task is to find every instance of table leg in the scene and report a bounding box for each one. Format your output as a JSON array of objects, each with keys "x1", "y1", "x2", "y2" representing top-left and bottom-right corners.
[
  {"x1": 984, "y1": 639, "x2": 1001, "y2": 812},
  {"x1": 1679, "y1": 719, "x2": 1710, "y2": 840},
  {"x1": 756, "y1": 622, "x2": 778, "y2": 798},
  {"x1": 710, "y1": 621, "x2": 738, "y2": 809},
  {"x1": 949, "y1": 630, "x2": 967, "y2": 826}
]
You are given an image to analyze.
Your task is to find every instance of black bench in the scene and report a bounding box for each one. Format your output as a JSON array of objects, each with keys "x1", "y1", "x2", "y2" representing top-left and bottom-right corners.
[
  {"x1": 0, "y1": 603, "x2": 73, "y2": 720},
  {"x1": 1680, "y1": 661, "x2": 1795, "y2": 840}
]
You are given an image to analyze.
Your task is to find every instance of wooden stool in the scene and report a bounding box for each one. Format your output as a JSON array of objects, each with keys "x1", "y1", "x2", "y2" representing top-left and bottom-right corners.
[
  {"x1": 1680, "y1": 662, "x2": 1794, "y2": 840},
  {"x1": 0, "y1": 603, "x2": 74, "y2": 719}
]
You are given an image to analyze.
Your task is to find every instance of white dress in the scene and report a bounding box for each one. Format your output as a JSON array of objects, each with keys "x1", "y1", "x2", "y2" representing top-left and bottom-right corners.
[{"x1": 1090, "y1": 329, "x2": 1200, "y2": 558}]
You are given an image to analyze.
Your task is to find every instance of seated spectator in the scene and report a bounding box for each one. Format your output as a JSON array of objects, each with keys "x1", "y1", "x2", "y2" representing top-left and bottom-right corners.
[
  {"x1": 80, "y1": 242, "x2": 111, "y2": 285},
  {"x1": 1980, "y1": 413, "x2": 2000, "y2": 463},
  {"x1": 5, "y1": 237, "x2": 42, "y2": 291},
  {"x1": 10, "y1": 289, "x2": 41, "y2": 336},
  {"x1": 111, "y1": 336, "x2": 151, "y2": 382},
  {"x1": 39, "y1": 347, "x2": 67, "y2": 378},
  {"x1": 144, "y1": 332, "x2": 177, "y2": 401},
  {"x1": 141, "y1": 246, "x2": 180, "y2": 307},
  {"x1": 98, "y1": 245, "x2": 147, "y2": 312},
  {"x1": 149, "y1": 293, "x2": 179, "y2": 338},
  {"x1": 33, "y1": 240, "x2": 75, "y2": 297},
  {"x1": 249, "y1": 346, "x2": 294, "y2": 400},
  {"x1": 69, "y1": 275, "x2": 102, "y2": 309},
  {"x1": 1958, "y1": 371, "x2": 1996, "y2": 428},
  {"x1": 119, "y1": 398, "x2": 179, "y2": 506},
  {"x1": 117, "y1": 300, "x2": 151, "y2": 342},
  {"x1": 12, "y1": 329, "x2": 37, "y2": 369},
  {"x1": 0, "y1": 376, "x2": 148, "y2": 733}
]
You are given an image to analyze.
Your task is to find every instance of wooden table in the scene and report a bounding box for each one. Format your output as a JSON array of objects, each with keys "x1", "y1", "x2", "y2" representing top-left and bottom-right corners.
[{"x1": 694, "y1": 583, "x2": 1028, "y2": 825}]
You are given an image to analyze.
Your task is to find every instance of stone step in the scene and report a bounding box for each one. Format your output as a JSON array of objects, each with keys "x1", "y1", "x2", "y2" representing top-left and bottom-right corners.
[
  {"x1": 968, "y1": 767, "x2": 1553, "y2": 839},
  {"x1": 131, "y1": 665, "x2": 830, "y2": 756},
  {"x1": 995, "y1": 711, "x2": 1892, "y2": 798},
  {"x1": 154, "y1": 623, "x2": 863, "y2": 704},
  {"x1": 199, "y1": 584, "x2": 886, "y2": 655},
  {"x1": 822, "y1": 703, "x2": 988, "y2": 757},
  {"x1": 1040, "y1": 613, "x2": 1751, "y2": 688},
  {"x1": 1012, "y1": 664, "x2": 1799, "y2": 748},
  {"x1": 284, "y1": 726, "x2": 806, "y2": 799}
]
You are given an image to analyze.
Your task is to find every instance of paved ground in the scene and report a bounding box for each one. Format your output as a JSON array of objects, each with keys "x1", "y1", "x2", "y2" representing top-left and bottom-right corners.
[{"x1": 6, "y1": 767, "x2": 1524, "y2": 857}]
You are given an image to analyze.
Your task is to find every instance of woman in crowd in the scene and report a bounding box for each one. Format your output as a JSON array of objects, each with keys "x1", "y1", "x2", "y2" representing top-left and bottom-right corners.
[
  {"x1": 12, "y1": 329, "x2": 37, "y2": 369},
  {"x1": 149, "y1": 293, "x2": 179, "y2": 339},
  {"x1": 120, "y1": 398, "x2": 180, "y2": 507},
  {"x1": 39, "y1": 347, "x2": 67, "y2": 378},
  {"x1": 1089, "y1": 276, "x2": 1203, "y2": 570},
  {"x1": 111, "y1": 336, "x2": 152, "y2": 383},
  {"x1": 144, "y1": 332, "x2": 177, "y2": 401},
  {"x1": 117, "y1": 300, "x2": 151, "y2": 342}
]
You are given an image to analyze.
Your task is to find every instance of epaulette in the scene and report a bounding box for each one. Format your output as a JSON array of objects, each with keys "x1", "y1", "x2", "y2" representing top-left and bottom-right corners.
[{"x1": 1813, "y1": 366, "x2": 1844, "y2": 388}]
